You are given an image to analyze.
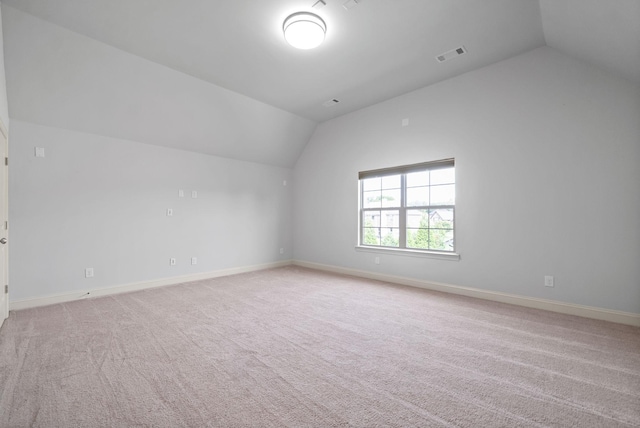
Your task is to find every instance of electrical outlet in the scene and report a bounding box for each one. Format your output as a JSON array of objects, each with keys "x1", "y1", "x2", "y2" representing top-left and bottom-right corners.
[
  {"x1": 191, "y1": 257, "x2": 197, "y2": 265},
  {"x1": 170, "y1": 258, "x2": 176, "y2": 266},
  {"x1": 279, "y1": 248, "x2": 284, "y2": 254},
  {"x1": 179, "y1": 189, "x2": 184, "y2": 197},
  {"x1": 85, "y1": 268, "x2": 94, "y2": 278},
  {"x1": 191, "y1": 190, "x2": 198, "y2": 199},
  {"x1": 374, "y1": 256, "x2": 380, "y2": 265},
  {"x1": 544, "y1": 275, "x2": 554, "y2": 287},
  {"x1": 167, "y1": 208, "x2": 173, "y2": 217}
]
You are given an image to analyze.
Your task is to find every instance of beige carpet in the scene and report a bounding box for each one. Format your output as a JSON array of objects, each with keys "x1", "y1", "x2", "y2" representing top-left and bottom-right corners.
[{"x1": 0, "y1": 266, "x2": 638, "y2": 427}]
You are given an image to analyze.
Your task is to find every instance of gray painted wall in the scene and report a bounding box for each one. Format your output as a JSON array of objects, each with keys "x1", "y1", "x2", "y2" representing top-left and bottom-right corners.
[
  {"x1": 9, "y1": 120, "x2": 292, "y2": 301},
  {"x1": 293, "y1": 46, "x2": 640, "y2": 313}
]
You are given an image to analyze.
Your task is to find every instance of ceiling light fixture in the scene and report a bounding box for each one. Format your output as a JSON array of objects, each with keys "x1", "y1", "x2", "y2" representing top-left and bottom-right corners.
[{"x1": 283, "y1": 12, "x2": 326, "y2": 50}]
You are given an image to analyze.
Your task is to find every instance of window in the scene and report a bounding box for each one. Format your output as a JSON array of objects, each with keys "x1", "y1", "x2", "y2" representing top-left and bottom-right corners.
[{"x1": 359, "y1": 159, "x2": 455, "y2": 252}]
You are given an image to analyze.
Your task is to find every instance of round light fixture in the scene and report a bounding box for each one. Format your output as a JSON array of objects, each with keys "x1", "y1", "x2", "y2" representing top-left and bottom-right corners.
[{"x1": 283, "y1": 12, "x2": 326, "y2": 49}]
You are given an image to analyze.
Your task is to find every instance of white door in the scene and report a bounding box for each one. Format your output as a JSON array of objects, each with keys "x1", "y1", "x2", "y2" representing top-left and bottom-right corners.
[{"x1": 0, "y1": 122, "x2": 7, "y2": 328}]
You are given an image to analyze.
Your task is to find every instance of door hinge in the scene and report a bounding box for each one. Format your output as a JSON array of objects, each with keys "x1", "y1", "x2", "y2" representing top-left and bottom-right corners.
[
  {"x1": 4, "y1": 157, "x2": 7, "y2": 166},
  {"x1": 4, "y1": 285, "x2": 7, "y2": 294},
  {"x1": 3, "y1": 221, "x2": 6, "y2": 230}
]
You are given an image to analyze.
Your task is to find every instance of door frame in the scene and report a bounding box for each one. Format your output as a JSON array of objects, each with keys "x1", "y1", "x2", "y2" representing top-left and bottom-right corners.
[{"x1": 0, "y1": 119, "x2": 7, "y2": 327}]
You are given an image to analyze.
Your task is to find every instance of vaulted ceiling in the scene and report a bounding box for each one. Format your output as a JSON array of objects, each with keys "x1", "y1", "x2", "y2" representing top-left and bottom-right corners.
[{"x1": 4, "y1": 0, "x2": 638, "y2": 124}]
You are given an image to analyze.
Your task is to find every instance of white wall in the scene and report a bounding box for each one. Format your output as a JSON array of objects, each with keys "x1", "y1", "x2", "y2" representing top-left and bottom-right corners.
[
  {"x1": 9, "y1": 120, "x2": 292, "y2": 301},
  {"x1": 293, "y1": 46, "x2": 640, "y2": 314},
  {"x1": 2, "y1": 5, "x2": 316, "y2": 168},
  {"x1": 0, "y1": 4, "x2": 9, "y2": 130}
]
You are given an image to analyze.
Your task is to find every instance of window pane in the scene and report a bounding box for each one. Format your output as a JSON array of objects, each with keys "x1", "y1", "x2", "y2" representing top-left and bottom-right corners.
[
  {"x1": 363, "y1": 228, "x2": 380, "y2": 246},
  {"x1": 431, "y1": 167, "x2": 455, "y2": 185},
  {"x1": 362, "y1": 177, "x2": 381, "y2": 191},
  {"x1": 406, "y1": 209, "x2": 428, "y2": 228},
  {"x1": 407, "y1": 171, "x2": 429, "y2": 187},
  {"x1": 381, "y1": 210, "x2": 399, "y2": 228},
  {"x1": 363, "y1": 190, "x2": 381, "y2": 208},
  {"x1": 381, "y1": 174, "x2": 401, "y2": 189},
  {"x1": 380, "y1": 227, "x2": 399, "y2": 247},
  {"x1": 430, "y1": 184, "x2": 455, "y2": 205},
  {"x1": 381, "y1": 189, "x2": 401, "y2": 207},
  {"x1": 428, "y1": 229, "x2": 454, "y2": 251},
  {"x1": 363, "y1": 210, "x2": 380, "y2": 228},
  {"x1": 429, "y1": 209, "x2": 453, "y2": 229},
  {"x1": 406, "y1": 186, "x2": 429, "y2": 207},
  {"x1": 406, "y1": 228, "x2": 429, "y2": 249}
]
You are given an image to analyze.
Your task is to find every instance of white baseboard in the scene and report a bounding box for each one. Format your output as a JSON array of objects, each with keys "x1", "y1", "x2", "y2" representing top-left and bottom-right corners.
[
  {"x1": 293, "y1": 260, "x2": 640, "y2": 327},
  {"x1": 9, "y1": 260, "x2": 293, "y2": 311},
  {"x1": 11, "y1": 259, "x2": 640, "y2": 327}
]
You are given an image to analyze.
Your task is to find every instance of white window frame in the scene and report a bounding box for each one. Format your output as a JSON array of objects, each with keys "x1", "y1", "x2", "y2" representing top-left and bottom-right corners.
[{"x1": 357, "y1": 158, "x2": 460, "y2": 260}]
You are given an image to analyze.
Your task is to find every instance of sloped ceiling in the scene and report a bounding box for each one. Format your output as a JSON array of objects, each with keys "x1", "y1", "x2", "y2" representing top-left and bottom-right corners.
[
  {"x1": 1, "y1": 0, "x2": 638, "y2": 166},
  {"x1": 2, "y1": 0, "x2": 547, "y2": 123},
  {"x1": 540, "y1": 0, "x2": 640, "y2": 85}
]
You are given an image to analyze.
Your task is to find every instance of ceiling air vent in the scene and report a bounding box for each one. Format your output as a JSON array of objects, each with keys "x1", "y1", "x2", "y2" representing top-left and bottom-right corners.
[
  {"x1": 322, "y1": 98, "x2": 340, "y2": 107},
  {"x1": 343, "y1": 0, "x2": 360, "y2": 11},
  {"x1": 436, "y1": 46, "x2": 467, "y2": 63}
]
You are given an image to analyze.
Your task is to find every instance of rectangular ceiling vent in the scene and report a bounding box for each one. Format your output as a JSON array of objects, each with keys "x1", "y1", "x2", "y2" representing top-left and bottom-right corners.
[
  {"x1": 323, "y1": 98, "x2": 340, "y2": 107},
  {"x1": 343, "y1": 0, "x2": 360, "y2": 11},
  {"x1": 436, "y1": 46, "x2": 467, "y2": 63}
]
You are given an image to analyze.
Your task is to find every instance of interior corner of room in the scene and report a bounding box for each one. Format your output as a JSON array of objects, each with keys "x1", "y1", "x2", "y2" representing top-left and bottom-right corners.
[
  {"x1": 0, "y1": 0, "x2": 638, "y2": 325},
  {"x1": 0, "y1": 0, "x2": 639, "y2": 426}
]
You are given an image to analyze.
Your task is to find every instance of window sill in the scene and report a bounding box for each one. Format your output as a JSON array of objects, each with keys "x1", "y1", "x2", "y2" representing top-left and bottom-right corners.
[{"x1": 355, "y1": 246, "x2": 460, "y2": 261}]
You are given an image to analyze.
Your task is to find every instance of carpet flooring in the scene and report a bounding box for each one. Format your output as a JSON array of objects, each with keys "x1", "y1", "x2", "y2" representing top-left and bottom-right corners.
[{"x1": 0, "y1": 266, "x2": 639, "y2": 427}]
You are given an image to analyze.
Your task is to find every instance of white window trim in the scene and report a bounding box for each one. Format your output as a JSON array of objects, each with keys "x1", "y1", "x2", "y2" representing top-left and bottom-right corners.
[
  {"x1": 358, "y1": 158, "x2": 458, "y2": 258},
  {"x1": 354, "y1": 245, "x2": 461, "y2": 261}
]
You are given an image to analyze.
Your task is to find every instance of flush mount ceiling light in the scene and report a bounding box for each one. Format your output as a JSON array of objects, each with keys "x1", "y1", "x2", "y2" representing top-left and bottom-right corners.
[{"x1": 283, "y1": 12, "x2": 326, "y2": 49}]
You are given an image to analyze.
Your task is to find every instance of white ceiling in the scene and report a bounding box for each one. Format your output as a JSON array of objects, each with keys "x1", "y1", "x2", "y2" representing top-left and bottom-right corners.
[
  {"x1": 540, "y1": 0, "x2": 640, "y2": 85},
  {"x1": 1, "y1": 0, "x2": 638, "y2": 124}
]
